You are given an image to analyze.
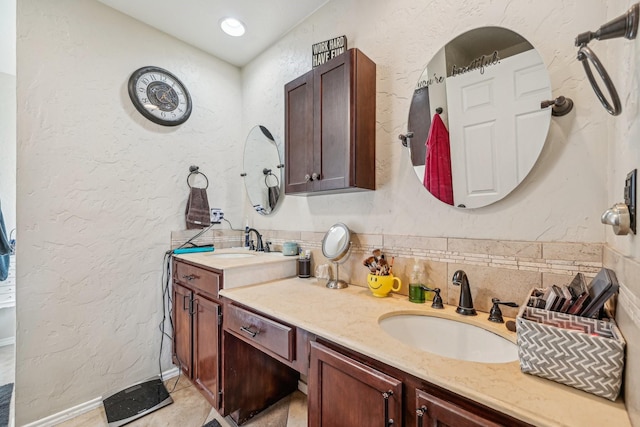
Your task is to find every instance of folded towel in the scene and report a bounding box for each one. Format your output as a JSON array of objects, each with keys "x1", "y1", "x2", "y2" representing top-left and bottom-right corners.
[
  {"x1": 268, "y1": 185, "x2": 280, "y2": 211},
  {"x1": 185, "y1": 188, "x2": 211, "y2": 230}
]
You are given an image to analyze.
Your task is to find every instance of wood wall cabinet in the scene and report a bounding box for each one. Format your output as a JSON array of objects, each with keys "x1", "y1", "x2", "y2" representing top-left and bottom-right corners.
[
  {"x1": 308, "y1": 341, "x2": 403, "y2": 427},
  {"x1": 172, "y1": 259, "x2": 223, "y2": 409},
  {"x1": 285, "y1": 48, "x2": 376, "y2": 195}
]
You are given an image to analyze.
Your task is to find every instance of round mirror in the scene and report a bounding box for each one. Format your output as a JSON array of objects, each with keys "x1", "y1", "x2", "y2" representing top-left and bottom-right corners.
[
  {"x1": 407, "y1": 26, "x2": 552, "y2": 208},
  {"x1": 243, "y1": 125, "x2": 283, "y2": 215},
  {"x1": 322, "y1": 223, "x2": 351, "y2": 289}
]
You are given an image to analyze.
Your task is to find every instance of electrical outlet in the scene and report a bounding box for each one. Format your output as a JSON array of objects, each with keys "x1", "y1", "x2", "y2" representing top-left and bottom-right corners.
[
  {"x1": 210, "y1": 208, "x2": 224, "y2": 224},
  {"x1": 624, "y1": 169, "x2": 636, "y2": 234}
]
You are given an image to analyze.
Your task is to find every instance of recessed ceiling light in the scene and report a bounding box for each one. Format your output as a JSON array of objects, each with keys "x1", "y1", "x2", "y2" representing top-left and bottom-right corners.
[{"x1": 220, "y1": 17, "x2": 246, "y2": 37}]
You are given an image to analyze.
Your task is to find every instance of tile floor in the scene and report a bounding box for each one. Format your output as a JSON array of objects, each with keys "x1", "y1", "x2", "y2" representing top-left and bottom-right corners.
[{"x1": 55, "y1": 375, "x2": 308, "y2": 427}]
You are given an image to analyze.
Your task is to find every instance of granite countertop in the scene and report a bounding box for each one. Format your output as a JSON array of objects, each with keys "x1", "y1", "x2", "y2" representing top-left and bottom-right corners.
[{"x1": 219, "y1": 277, "x2": 631, "y2": 427}]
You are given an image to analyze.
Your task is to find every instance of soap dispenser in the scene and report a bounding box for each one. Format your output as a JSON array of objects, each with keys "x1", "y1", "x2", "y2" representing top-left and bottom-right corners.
[{"x1": 409, "y1": 261, "x2": 425, "y2": 303}]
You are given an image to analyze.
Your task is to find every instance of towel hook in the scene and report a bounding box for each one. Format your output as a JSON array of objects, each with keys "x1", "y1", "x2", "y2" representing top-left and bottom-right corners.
[
  {"x1": 398, "y1": 131, "x2": 414, "y2": 147},
  {"x1": 187, "y1": 165, "x2": 209, "y2": 189}
]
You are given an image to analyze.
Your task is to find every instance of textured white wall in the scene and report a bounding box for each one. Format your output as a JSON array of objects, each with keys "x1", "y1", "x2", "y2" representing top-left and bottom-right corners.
[
  {"x1": 0, "y1": 0, "x2": 16, "y2": 76},
  {"x1": 16, "y1": 0, "x2": 242, "y2": 423},
  {"x1": 14, "y1": 0, "x2": 640, "y2": 424},
  {"x1": 242, "y1": 0, "x2": 612, "y2": 243}
]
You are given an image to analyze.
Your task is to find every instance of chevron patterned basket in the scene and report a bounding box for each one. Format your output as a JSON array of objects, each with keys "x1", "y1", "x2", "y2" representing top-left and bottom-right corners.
[{"x1": 516, "y1": 305, "x2": 625, "y2": 401}]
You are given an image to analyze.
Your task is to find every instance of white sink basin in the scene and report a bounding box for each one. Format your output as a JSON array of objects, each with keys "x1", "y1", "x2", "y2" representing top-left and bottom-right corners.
[
  {"x1": 206, "y1": 253, "x2": 256, "y2": 259},
  {"x1": 379, "y1": 314, "x2": 518, "y2": 364}
]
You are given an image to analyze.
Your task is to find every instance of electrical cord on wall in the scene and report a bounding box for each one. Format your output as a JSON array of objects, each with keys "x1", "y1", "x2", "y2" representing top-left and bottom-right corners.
[
  {"x1": 158, "y1": 219, "x2": 241, "y2": 394},
  {"x1": 159, "y1": 250, "x2": 182, "y2": 394},
  {"x1": 159, "y1": 222, "x2": 218, "y2": 394}
]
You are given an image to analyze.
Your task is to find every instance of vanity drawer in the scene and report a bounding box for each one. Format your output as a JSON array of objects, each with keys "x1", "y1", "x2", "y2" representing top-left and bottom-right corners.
[
  {"x1": 225, "y1": 304, "x2": 294, "y2": 361},
  {"x1": 173, "y1": 260, "x2": 221, "y2": 299}
]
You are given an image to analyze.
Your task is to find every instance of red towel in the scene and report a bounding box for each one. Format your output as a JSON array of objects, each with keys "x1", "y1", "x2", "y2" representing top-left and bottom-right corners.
[{"x1": 423, "y1": 114, "x2": 454, "y2": 205}]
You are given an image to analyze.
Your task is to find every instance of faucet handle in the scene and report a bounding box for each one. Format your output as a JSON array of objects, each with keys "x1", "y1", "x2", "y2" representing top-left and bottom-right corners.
[
  {"x1": 488, "y1": 298, "x2": 519, "y2": 323},
  {"x1": 420, "y1": 286, "x2": 444, "y2": 309},
  {"x1": 264, "y1": 241, "x2": 271, "y2": 252}
]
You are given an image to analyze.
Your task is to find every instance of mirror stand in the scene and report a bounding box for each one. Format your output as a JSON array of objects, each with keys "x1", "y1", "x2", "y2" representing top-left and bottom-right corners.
[{"x1": 326, "y1": 261, "x2": 349, "y2": 289}]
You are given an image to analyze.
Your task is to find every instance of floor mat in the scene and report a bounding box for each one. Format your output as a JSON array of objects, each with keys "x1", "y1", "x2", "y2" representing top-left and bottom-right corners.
[{"x1": 0, "y1": 383, "x2": 13, "y2": 427}]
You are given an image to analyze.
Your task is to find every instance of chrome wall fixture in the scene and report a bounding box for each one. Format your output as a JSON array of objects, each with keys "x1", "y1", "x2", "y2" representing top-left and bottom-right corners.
[{"x1": 575, "y1": 3, "x2": 639, "y2": 116}]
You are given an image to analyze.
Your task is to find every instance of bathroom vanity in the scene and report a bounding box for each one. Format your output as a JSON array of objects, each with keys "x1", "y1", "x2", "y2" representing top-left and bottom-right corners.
[
  {"x1": 172, "y1": 253, "x2": 631, "y2": 427},
  {"x1": 218, "y1": 278, "x2": 631, "y2": 427},
  {"x1": 171, "y1": 251, "x2": 297, "y2": 412}
]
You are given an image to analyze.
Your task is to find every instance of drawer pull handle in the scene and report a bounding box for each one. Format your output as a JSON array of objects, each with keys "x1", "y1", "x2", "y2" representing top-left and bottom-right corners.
[
  {"x1": 240, "y1": 326, "x2": 259, "y2": 338},
  {"x1": 382, "y1": 390, "x2": 394, "y2": 427},
  {"x1": 182, "y1": 274, "x2": 197, "y2": 281}
]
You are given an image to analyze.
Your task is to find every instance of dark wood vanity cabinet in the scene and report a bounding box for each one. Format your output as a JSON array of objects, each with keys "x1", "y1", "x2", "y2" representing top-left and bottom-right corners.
[
  {"x1": 172, "y1": 259, "x2": 223, "y2": 409},
  {"x1": 308, "y1": 341, "x2": 403, "y2": 427},
  {"x1": 310, "y1": 340, "x2": 532, "y2": 427},
  {"x1": 285, "y1": 48, "x2": 376, "y2": 195},
  {"x1": 415, "y1": 389, "x2": 503, "y2": 427},
  {"x1": 222, "y1": 302, "x2": 306, "y2": 425}
]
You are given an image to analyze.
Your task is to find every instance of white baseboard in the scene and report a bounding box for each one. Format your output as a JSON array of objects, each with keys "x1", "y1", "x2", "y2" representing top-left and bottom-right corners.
[
  {"x1": 0, "y1": 337, "x2": 15, "y2": 347},
  {"x1": 21, "y1": 397, "x2": 103, "y2": 427},
  {"x1": 22, "y1": 367, "x2": 180, "y2": 427}
]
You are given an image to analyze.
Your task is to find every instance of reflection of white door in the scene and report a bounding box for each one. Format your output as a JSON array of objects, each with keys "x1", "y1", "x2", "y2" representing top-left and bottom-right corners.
[{"x1": 447, "y1": 49, "x2": 551, "y2": 208}]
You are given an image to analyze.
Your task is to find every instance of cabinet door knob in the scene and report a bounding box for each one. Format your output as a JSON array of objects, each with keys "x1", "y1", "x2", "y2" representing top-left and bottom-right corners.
[
  {"x1": 311, "y1": 172, "x2": 320, "y2": 181},
  {"x1": 305, "y1": 174, "x2": 311, "y2": 182},
  {"x1": 416, "y1": 406, "x2": 427, "y2": 427}
]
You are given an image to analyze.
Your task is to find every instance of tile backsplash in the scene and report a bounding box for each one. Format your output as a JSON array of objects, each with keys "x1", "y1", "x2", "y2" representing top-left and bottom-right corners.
[{"x1": 171, "y1": 229, "x2": 603, "y2": 318}]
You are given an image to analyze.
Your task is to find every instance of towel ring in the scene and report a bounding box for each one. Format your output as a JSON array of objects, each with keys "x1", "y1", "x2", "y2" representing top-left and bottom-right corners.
[
  {"x1": 263, "y1": 168, "x2": 280, "y2": 188},
  {"x1": 187, "y1": 165, "x2": 209, "y2": 189},
  {"x1": 577, "y1": 45, "x2": 622, "y2": 116}
]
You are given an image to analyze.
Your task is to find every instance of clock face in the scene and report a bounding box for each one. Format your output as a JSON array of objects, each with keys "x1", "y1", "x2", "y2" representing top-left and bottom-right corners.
[{"x1": 127, "y1": 66, "x2": 192, "y2": 126}]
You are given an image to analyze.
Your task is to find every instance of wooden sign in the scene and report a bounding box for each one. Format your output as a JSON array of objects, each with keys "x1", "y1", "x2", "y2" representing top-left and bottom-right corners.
[{"x1": 312, "y1": 36, "x2": 347, "y2": 68}]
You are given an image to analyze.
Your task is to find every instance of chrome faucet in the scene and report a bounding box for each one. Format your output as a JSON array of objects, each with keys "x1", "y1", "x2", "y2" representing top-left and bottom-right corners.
[
  {"x1": 452, "y1": 270, "x2": 476, "y2": 316},
  {"x1": 247, "y1": 228, "x2": 264, "y2": 252}
]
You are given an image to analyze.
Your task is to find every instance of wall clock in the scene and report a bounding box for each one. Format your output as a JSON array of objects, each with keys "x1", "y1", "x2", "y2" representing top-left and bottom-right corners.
[{"x1": 127, "y1": 66, "x2": 192, "y2": 126}]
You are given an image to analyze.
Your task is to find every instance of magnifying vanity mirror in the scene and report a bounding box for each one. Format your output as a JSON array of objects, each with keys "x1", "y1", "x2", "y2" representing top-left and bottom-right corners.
[
  {"x1": 322, "y1": 223, "x2": 352, "y2": 289},
  {"x1": 407, "y1": 26, "x2": 552, "y2": 208},
  {"x1": 243, "y1": 125, "x2": 284, "y2": 215}
]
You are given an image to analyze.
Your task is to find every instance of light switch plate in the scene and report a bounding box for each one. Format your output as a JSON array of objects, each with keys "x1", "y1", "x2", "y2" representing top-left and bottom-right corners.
[{"x1": 624, "y1": 169, "x2": 636, "y2": 234}]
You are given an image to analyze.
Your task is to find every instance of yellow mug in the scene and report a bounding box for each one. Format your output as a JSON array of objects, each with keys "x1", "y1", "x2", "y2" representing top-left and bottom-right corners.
[{"x1": 367, "y1": 274, "x2": 402, "y2": 297}]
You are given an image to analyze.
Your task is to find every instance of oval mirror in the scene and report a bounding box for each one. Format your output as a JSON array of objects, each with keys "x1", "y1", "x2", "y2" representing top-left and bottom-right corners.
[
  {"x1": 322, "y1": 223, "x2": 351, "y2": 289},
  {"x1": 243, "y1": 125, "x2": 283, "y2": 215},
  {"x1": 407, "y1": 26, "x2": 552, "y2": 208}
]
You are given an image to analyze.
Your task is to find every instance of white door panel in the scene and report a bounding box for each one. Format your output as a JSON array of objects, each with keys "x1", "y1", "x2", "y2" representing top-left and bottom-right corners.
[{"x1": 447, "y1": 49, "x2": 551, "y2": 208}]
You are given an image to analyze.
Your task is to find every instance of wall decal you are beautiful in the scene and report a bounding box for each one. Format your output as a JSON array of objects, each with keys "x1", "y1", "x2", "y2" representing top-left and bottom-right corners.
[{"x1": 451, "y1": 50, "x2": 501, "y2": 77}]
